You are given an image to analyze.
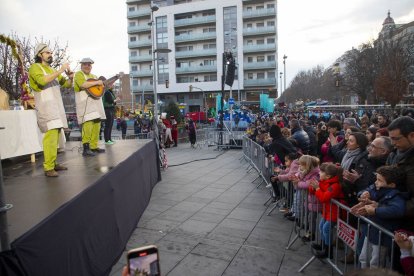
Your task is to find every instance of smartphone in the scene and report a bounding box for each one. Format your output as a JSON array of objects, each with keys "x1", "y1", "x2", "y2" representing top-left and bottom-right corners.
[{"x1": 127, "y1": 245, "x2": 160, "y2": 276}]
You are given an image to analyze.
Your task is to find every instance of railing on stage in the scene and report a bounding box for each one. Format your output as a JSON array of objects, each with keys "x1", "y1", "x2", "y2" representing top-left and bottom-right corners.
[{"x1": 241, "y1": 135, "x2": 400, "y2": 275}]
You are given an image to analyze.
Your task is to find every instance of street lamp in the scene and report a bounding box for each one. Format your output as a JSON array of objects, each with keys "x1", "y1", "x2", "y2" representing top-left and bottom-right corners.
[
  {"x1": 150, "y1": 1, "x2": 171, "y2": 145},
  {"x1": 189, "y1": 85, "x2": 205, "y2": 124},
  {"x1": 279, "y1": 72, "x2": 283, "y2": 94},
  {"x1": 283, "y1": 55, "x2": 287, "y2": 92}
]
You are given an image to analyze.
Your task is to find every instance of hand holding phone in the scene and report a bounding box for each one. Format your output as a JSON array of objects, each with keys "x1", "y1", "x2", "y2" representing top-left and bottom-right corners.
[{"x1": 127, "y1": 245, "x2": 160, "y2": 276}]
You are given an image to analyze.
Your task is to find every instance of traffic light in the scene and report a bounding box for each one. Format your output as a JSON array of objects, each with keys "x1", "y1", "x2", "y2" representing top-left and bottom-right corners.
[
  {"x1": 225, "y1": 52, "x2": 235, "y2": 87},
  {"x1": 165, "y1": 79, "x2": 169, "y2": 88}
]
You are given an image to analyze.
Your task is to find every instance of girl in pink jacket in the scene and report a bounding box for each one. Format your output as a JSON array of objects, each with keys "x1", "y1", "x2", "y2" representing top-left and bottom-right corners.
[
  {"x1": 289, "y1": 155, "x2": 320, "y2": 241},
  {"x1": 270, "y1": 152, "x2": 300, "y2": 213}
]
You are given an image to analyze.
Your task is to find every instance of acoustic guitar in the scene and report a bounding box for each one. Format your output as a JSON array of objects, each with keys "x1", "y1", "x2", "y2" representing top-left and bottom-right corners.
[{"x1": 86, "y1": 74, "x2": 120, "y2": 99}]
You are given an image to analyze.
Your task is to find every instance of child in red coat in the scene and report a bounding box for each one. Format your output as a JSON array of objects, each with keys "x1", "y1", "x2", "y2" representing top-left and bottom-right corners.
[{"x1": 309, "y1": 162, "x2": 344, "y2": 258}]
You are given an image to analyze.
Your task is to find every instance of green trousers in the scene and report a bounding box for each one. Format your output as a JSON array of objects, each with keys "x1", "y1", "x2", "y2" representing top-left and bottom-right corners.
[
  {"x1": 43, "y1": 128, "x2": 59, "y2": 171},
  {"x1": 82, "y1": 119, "x2": 100, "y2": 149}
]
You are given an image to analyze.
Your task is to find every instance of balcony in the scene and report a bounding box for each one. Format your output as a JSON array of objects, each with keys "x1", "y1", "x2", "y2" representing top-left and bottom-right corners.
[
  {"x1": 244, "y1": 78, "x2": 277, "y2": 87},
  {"x1": 175, "y1": 32, "x2": 216, "y2": 43},
  {"x1": 175, "y1": 49, "x2": 217, "y2": 59},
  {"x1": 175, "y1": 65, "x2": 216, "y2": 74},
  {"x1": 244, "y1": 61, "x2": 276, "y2": 70},
  {"x1": 130, "y1": 69, "x2": 153, "y2": 77},
  {"x1": 243, "y1": 43, "x2": 276, "y2": 53},
  {"x1": 131, "y1": 84, "x2": 153, "y2": 92},
  {"x1": 129, "y1": 55, "x2": 152, "y2": 63},
  {"x1": 243, "y1": 8, "x2": 276, "y2": 19},
  {"x1": 127, "y1": 25, "x2": 151, "y2": 34},
  {"x1": 174, "y1": 15, "x2": 216, "y2": 27},
  {"x1": 127, "y1": 8, "x2": 151, "y2": 19},
  {"x1": 243, "y1": 26, "x2": 276, "y2": 36},
  {"x1": 128, "y1": 40, "x2": 152, "y2": 49}
]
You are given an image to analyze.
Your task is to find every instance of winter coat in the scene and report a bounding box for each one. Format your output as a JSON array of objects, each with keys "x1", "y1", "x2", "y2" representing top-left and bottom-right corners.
[
  {"x1": 266, "y1": 137, "x2": 296, "y2": 165},
  {"x1": 291, "y1": 127, "x2": 310, "y2": 154},
  {"x1": 363, "y1": 185, "x2": 407, "y2": 246},
  {"x1": 321, "y1": 136, "x2": 343, "y2": 163},
  {"x1": 277, "y1": 160, "x2": 299, "y2": 182},
  {"x1": 310, "y1": 175, "x2": 344, "y2": 222},
  {"x1": 303, "y1": 125, "x2": 317, "y2": 156},
  {"x1": 296, "y1": 167, "x2": 321, "y2": 212},
  {"x1": 387, "y1": 147, "x2": 414, "y2": 231},
  {"x1": 329, "y1": 139, "x2": 347, "y2": 163}
]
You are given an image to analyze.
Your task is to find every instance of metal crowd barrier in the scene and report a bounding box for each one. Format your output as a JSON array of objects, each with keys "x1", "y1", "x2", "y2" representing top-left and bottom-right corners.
[{"x1": 242, "y1": 136, "x2": 401, "y2": 275}]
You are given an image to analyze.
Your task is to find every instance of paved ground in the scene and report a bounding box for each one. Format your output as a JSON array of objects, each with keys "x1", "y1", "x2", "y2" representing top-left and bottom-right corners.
[{"x1": 110, "y1": 143, "x2": 334, "y2": 276}]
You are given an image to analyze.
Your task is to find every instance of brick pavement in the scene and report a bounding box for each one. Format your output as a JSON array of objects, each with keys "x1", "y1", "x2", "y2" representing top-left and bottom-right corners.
[{"x1": 110, "y1": 143, "x2": 333, "y2": 276}]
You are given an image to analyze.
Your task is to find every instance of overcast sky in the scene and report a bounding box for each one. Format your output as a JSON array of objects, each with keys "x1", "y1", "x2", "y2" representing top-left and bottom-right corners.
[{"x1": 1, "y1": 0, "x2": 413, "y2": 92}]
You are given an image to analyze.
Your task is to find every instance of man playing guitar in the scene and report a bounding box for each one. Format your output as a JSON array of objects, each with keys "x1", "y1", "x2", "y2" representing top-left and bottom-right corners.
[{"x1": 73, "y1": 57, "x2": 106, "y2": 156}]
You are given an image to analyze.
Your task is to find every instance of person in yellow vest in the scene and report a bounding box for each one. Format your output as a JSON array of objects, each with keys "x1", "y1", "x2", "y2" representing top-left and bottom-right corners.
[
  {"x1": 73, "y1": 58, "x2": 106, "y2": 156},
  {"x1": 28, "y1": 43, "x2": 73, "y2": 177}
]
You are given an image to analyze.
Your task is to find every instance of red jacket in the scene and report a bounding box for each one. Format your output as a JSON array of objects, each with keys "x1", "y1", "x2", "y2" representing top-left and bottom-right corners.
[{"x1": 310, "y1": 175, "x2": 344, "y2": 222}]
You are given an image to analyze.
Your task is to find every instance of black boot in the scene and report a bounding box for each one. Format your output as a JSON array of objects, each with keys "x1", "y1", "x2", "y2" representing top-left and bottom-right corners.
[
  {"x1": 83, "y1": 143, "x2": 96, "y2": 156},
  {"x1": 314, "y1": 245, "x2": 333, "y2": 259}
]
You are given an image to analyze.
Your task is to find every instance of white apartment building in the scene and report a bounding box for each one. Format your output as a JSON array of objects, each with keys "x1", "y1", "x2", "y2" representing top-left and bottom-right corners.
[{"x1": 126, "y1": 0, "x2": 278, "y2": 113}]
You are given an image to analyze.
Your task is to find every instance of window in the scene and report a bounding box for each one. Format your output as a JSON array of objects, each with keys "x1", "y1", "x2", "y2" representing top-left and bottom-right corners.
[
  {"x1": 129, "y1": 22, "x2": 136, "y2": 27},
  {"x1": 247, "y1": 57, "x2": 253, "y2": 63},
  {"x1": 267, "y1": 38, "x2": 275, "y2": 44},
  {"x1": 257, "y1": 22, "x2": 264, "y2": 28},
  {"x1": 177, "y1": 76, "x2": 195, "y2": 83},
  {"x1": 267, "y1": 21, "x2": 275, "y2": 27},
  {"x1": 247, "y1": 40, "x2": 253, "y2": 45},
  {"x1": 257, "y1": 56, "x2": 265, "y2": 62},
  {"x1": 203, "y1": 27, "x2": 216, "y2": 33},
  {"x1": 256, "y1": 5, "x2": 264, "y2": 10},
  {"x1": 132, "y1": 79, "x2": 138, "y2": 86},
  {"x1": 130, "y1": 37, "x2": 137, "y2": 42},
  {"x1": 131, "y1": 65, "x2": 137, "y2": 71},
  {"x1": 203, "y1": 59, "x2": 216, "y2": 66},
  {"x1": 257, "y1": 72, "x2": 265, "y2": 79},
  {"x1": 203, "y1": 43, "x2": 216, "y2": 49},
  {"x1": 176, "y1": 45, "x2": 193, "y2": 52},
  {"x1": 156, "y1": 16, "x2": 167, "y2": 29},
  {"x1": 268, "y1": 72, "x2": 275, "y2": 78},
  {"x1": 246, "y1": 23, "x2": 253, "y2": 29},
  {"x1": 157, "y1": 33, "x2": 168, "y2": 44},
  {"x1": 204, "y1": 74, "x2": 217, "y2": 82},
  {"x1": 248, "y1": 73, "x2": 253, "y2": 79},
  {"x1": 246, "y1": 7, "x2": 252, "y2": 11},
  {"x1": 267, "y1": 55, "x2": 275, "y2": 61},
  {"x1": 267, "y1": 4, "x2": 275, "y2": 9},
  {"x1": 130, "y1": 51, "x2": 137, "y2": 57},
  {"x1": 128, "y1": 7, "x2": 135, "y2": 12},
  {"x1": 158, "y1": 64, "x2": 169, "y2": 73},
  {"x1": 257, "y1": 39, "x2": 265, "y2": 45}
]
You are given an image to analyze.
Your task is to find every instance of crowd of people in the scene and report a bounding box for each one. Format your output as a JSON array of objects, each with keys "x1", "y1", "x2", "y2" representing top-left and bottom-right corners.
[{"x1": 246, "y1": 110, "x2": 414, "y2": 275}]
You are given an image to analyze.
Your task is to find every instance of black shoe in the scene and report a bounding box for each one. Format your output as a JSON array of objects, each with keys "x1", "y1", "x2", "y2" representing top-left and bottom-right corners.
[
  {"x1": 83, "y1": 143, "x2": 96, "y2": 156},
  {"x1": 311, "y1": 243, "x2": 323, "y2": 251},
  {"x1": 286, "y1": 216, "x2": 295, "y2": 221},
  {"x1": 91, "y1": 148, "x2": 105, "y2": 153},
  {"x1": 301, "y1": 234, "x2": 315, "y2": 243},
  {"x1": 284, "y1": 212, "x2": 293, "y2": 218}
]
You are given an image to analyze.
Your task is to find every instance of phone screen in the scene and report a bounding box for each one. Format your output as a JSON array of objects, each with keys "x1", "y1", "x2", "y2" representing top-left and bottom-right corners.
[{"x1": 128, "y1": 246, "x2": 160, "y2": 276}]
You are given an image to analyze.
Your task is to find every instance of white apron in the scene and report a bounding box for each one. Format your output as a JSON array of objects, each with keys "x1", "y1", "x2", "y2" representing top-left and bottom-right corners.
[
  {"x1": 75, "y1": 72, "x2": 106, "y2": 124},
  {"x1": 33, "y1": 64, "x2": 68, "y2": 133}
]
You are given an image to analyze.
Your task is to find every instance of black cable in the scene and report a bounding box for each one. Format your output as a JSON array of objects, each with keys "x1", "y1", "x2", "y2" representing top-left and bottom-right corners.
[{"x1": 167, "y1": 150, "x2": 227, "y2": 167}]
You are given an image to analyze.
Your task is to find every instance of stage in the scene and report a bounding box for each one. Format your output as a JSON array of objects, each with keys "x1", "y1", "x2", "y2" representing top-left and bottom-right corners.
[{"x1": 0, "y1": 139, "x2": 161, "y2": 275}]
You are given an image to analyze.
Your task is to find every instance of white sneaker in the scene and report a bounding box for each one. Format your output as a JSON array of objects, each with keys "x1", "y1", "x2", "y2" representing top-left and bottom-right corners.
[{"x1": 265, "y1": 184, "x2": 272, "y2": 188}]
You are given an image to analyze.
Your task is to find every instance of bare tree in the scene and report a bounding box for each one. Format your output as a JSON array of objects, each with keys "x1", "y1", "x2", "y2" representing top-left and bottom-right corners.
[{"x1": 374, "y1": 35, "x2": 414, "y2": 107}]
